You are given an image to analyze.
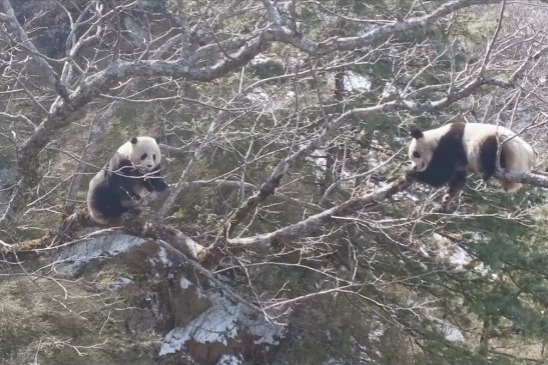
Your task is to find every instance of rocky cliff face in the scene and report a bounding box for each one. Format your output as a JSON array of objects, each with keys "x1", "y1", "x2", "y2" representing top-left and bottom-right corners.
[
  {"x1": 43, "y1": 233, "x2": 284, "y2": 365},
  {"x1": 1, "y1": 230, "x2": 408, "y2": 364}
]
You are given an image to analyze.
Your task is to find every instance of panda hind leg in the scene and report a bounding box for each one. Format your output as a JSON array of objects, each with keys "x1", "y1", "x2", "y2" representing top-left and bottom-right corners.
[
  {"x1": 478, "y1": 136, "x2": 498, "y2": 181},
  {"x1": 89, "y1": 183, "x2": 127, "y2": 225},
  {"x1": 89, "y1": 206, "x2": 124, "y2": 226},
  {"x1": 442, "y1": 170, "x2": 467, "y2": 205},
  {"x1": 89, "y1": 210, "x2": 110, "y2": 225}
]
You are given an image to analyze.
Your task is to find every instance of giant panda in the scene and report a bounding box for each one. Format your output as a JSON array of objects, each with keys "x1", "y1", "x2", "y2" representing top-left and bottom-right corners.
[
  {"x1": 87, "y1": 136, "x2": 169, "y2": 225},
  {"x1": 407, "y1": 122, "x2": 533, "y2": 200}
]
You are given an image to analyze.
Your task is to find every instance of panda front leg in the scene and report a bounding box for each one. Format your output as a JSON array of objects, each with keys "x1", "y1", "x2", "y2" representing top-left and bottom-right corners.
[
  {"x1": 443, "y1": 170, "x2": 467, "y2": 204},
  {"x1": 144, "y1": 167, "x2": 169, "y2": 192}
]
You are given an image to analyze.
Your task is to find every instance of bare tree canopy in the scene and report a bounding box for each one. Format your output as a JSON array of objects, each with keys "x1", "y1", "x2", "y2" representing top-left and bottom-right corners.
[{"x1": 1, "y1": 0, "x2": 548, "y2": 364}]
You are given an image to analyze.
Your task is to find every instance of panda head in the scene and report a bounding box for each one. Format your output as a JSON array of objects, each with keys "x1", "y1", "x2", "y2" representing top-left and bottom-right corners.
[
  {"x1": 408, "y1": 127, "x2": 435, "y2": 172},
  {"x1": 120, "y1": 136, "x2": 162, "y2": 172}
]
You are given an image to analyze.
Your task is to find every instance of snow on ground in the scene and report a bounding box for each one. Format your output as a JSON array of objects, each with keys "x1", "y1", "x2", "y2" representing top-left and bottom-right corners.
[
  {"x1": 442, "y1": 323, "x2": 465, "y2": 342},
  {"x1": 160, "y1": 291, "x2": 286, "y2": 356},
  {"x1": 428, "y1": 233, "x2": 472, "y2": 271},
  {"x1": 448, "y1": 246, "x2": 471, "y2": 268},
  {"x1": 108, "y1": 277, "x2": 133, "y2": 291},
  {"x1": 216, "y1": 354, "x2": 243, "y2": 365},
  {"x1": 149, "y1": 245, "x2": 174, "y2": 267},
  {"x1": 432, "y1": 318, "x2": 465, "y2": 342},
  {"x1": 343, "y1": 71, "x2": 372, "y2": 92},
  {"x1": 179, "y1": 277, "x2": 193, "y2": 289}
]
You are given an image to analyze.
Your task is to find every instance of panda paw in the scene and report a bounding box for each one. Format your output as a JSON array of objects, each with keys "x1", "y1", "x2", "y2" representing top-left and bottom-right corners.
[
  {"x1": 405, "y1": 170, "x2": 420, "y2": 182},
  {"x1": 440, "y1": 193, "x2": 461, "y2": 212},
  {"x1": 442, "y1": 193, "x2": 451, "y2": 204},
  {"x1": 155, "y1": 180, "x2": 169, "y2": 192},
  {"x1": 147, "y1": 178, "x2": 169, "y2": 192}
]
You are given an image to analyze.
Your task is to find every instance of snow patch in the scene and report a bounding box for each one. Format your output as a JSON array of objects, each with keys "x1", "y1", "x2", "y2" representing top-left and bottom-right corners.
[
  {"x1": 180, "y1": 277, "x2": 193, "y2": 289},
  {"x1": 157, "y1": 246, "x2": 170, "y2": 265},
  {"x1": 343, "y1": 71, "x2": 372, "y2": 92},
  {"x1": 368, "y1": 323, "x2": 385, "y2": 342},
  {"x1": 149, "y1": 246, "x2": 174, "y2": 267},
  {"x1": 427, "y1": 233, "x2": 473, "y2": 271},
  {"x1": 437, "y1": 320, "x2": 465, "y2": 342},
  {"x1": 470, "y1": 232, "x2": 487, "y2": 243},
  {"x1": 108, "y1": 277, "x2": 133, "y2": 291},
  {"x1": 159, "y1": 293, "x2": 285, "y2": 356},
  {"x1": 216, "y1": 354, "x2": 243, "y2": 365},
  {"x1": 309, "y1": 148, "x2": 327, "y2": 180},
  {"x1": 245, "y1": 87, "x2": 270, "y2": 103},
  {"x1": 448, "y1": 246, "x2": 471, "y2": 268}
]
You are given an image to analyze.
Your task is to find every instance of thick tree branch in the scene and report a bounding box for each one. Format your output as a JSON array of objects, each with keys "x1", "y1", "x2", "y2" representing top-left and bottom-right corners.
[
  {"x1": 224, "y1": 177, "x2": 412, "y2": 248},
  {"x1": 266, "y1": 0, "x2": 546, "y2": 56},
  {"x1": 221, "y1": 167, "x2": 545, "y2": 250},
  {"x1": 496, "y1": 169, "x2": 548, "y2": 188}
]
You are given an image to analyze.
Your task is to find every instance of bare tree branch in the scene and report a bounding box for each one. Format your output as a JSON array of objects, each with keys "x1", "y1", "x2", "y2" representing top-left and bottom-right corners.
[{"x1": 223, "y1": 176, "x2": 412, "y2": 248}]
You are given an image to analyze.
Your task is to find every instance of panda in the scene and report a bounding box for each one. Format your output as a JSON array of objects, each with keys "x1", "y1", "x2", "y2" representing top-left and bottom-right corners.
[
  {"x1": 87, "y1": 136, "x2": 169, "y2": 225},
  {"x1": 407, "y1": 122, "x2": 533, "y2": 200}
]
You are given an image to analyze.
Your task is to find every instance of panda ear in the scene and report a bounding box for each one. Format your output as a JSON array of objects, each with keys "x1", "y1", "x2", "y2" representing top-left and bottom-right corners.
[
  {"x1": 410, "y1": 128, "x2": 424, "y2": 139},
  {"x1": 130, "y1": 137, "x2": 138, "y2": 144}
]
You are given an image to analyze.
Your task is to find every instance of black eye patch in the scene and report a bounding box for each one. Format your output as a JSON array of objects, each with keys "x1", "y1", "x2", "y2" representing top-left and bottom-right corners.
[
  {"x1": 140, "y1": 153, "x2": 148, "y2": 161},
  {"x1": 153, "y1": 154, "x2": 156, "y2": 161},
  {"x1": 413, "y1": 151, "x2": 421, "y2": 158}
]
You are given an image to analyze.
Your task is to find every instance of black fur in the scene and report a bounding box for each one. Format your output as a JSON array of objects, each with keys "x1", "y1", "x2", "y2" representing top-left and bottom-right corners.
[
  {"x1": 409, "y1": 123, "x2": 467, "y2": 188},
  {"x1": 144, "y1": 170, "x2": 169, "y2": 192},
  {"x1": 89, "y1": 158, "x2": 168, "y2": 220},
  {"x1": 479, "y1": 135, "x2": 507, "y2": 181},
  {"x1": 410, "y1": 128, "x2": 424, "y2": 139}
]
